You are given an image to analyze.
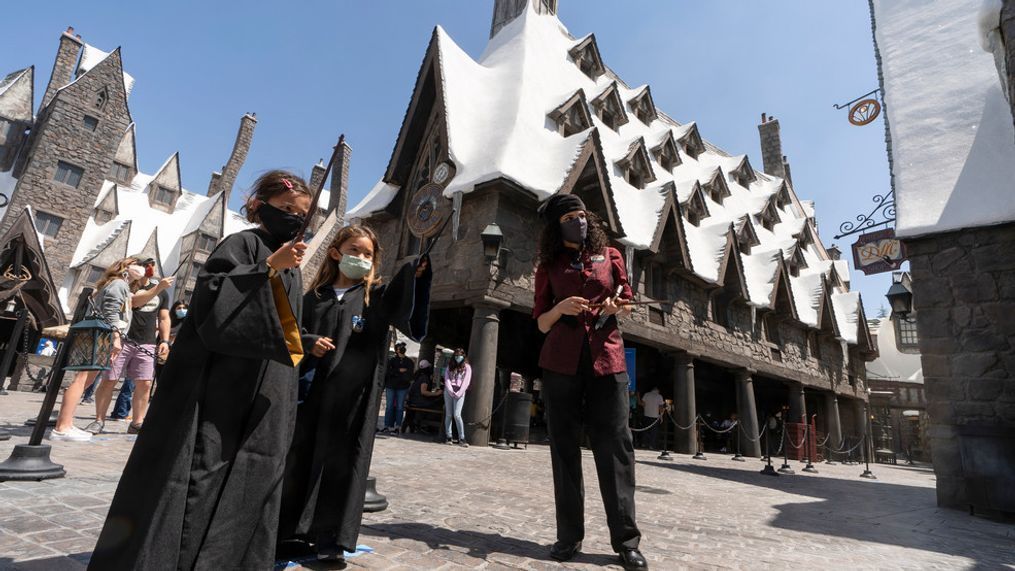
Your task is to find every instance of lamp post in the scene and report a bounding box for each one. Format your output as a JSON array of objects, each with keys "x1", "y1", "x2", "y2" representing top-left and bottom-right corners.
[{"x1": 0, "y1": 290, "x2": 96, "y2": 481}]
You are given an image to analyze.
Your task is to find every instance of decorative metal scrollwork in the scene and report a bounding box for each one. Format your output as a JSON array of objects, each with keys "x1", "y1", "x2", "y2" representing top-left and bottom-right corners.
[
  {"x1": 834, "y1": 190, "x2": 896, "y2": 239},
  {"x1": 833, "y1": 88, "x2": 882, "y2": 126},
  {"x1": 0, "y1": 193, "x2": 9, "y2": 209}
]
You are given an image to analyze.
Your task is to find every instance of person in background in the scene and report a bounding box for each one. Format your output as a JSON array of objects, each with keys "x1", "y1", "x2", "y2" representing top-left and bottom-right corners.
[
  {"x1": 720, "y1": 413, "x2": 738, "y2": 453},
  {"x1": 50, "y1": 258, "x2": 143, "y2": 442},
  {"x1": 443, "y1": 347, "x2": 471, "y2": 447},
  {"x1": 403, "y1": 359, "x2": 443, "y2": 433},
  {"x1": 381, "y1": 341, "x2": 413, "y2": 434},
  {"x1": 98, "y1": 258, "x2": 173, "y2": 433},
  {"x1": 168, "y1": 300, "x2": 189, "y2": 343},
  {"x1": 640, "y1": 386, "x2": 664, "y2": 451}
]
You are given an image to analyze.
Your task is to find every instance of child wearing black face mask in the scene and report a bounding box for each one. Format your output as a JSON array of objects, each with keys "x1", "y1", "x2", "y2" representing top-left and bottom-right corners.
[{"x1": 90, "y1": 170, "x2": 313, "y2": 570}]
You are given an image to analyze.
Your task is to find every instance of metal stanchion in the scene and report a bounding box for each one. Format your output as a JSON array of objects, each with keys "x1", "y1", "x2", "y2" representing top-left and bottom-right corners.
[
  {"x1": 692, "y1": 418, "x2": 706, "y2": 460},
  {"x1": 731, "y1": 421, "x2": 744, "y2": 462},
  {"x1": 802, "y1": 415, "x2": 818, "y2": 473},
  {"x1": 860, "y1": 408, "x2": 877, "y2": 480},
  {"x1": 824, "y1": 437, "x2": 838, "y2": 466},
  {"x1": 778, "y1": 426, "x2": 794, "y2": 475},
  {"x1": 657, "y1": 417, "x2": 672, "y2": 461},
  {"x1": 760, "y1": 424, "x2": 778, "y2": 476}
]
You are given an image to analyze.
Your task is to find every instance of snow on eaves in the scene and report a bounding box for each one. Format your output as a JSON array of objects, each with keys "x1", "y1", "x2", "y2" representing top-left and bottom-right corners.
[
  {"x1": 77, "y1": 43, "x2": 135, "y2": 97},
  {"x1": 831, "y1": 291, "x2": 861, "y2": 344},
  {"x1": 354, "y1": 4, "x2": 848, "y2": 322}
]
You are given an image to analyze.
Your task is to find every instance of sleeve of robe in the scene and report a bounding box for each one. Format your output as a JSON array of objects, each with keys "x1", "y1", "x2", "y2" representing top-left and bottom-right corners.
[
  {"x1": 381, "y1": 255, "x2": 433, "y2": 341},
  {"x1": 189, "y1": 231, "x2": 294, "y2": 366}
]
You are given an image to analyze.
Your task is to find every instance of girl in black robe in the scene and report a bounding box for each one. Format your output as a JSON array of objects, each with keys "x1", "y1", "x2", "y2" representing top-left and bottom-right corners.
[
  {"x1": 276, "y1": 224, "x2": 431, "y2": 563},
  {"x1": 88, "y1": 171, "x2": 313, "y2": 570}
]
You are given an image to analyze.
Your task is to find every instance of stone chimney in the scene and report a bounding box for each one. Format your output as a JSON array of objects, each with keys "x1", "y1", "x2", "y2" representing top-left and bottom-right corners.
[
  {"x1": 208, "y1": 112, "x2": 257, "y2": 198},
  {"x1": 329, "y1": 138, "x2": 352, "y2": 227},
  {"x1": 309, "y1": 159, "x2": 327, "y2": 191},
  {"x1": 758, "y1": 113, "x2": 792, "y2": 184},
  {"x1": 491, "y1": 0, "x2": 557, "y2": 38},
  {"x1": 41, "y1": 27, "x2": 83, "y2": 110},
  {"x1": 827, "y1": 244, "x2": 842, "y2": 260}
]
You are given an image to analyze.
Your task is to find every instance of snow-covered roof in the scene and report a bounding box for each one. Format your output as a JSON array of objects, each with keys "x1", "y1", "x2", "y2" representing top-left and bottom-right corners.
[
  {"x1": 872, "y1": 0, "x2": 1015, "y2": 238},
  {"x1": 77, "y1": 43, "x2": 135, "y2": 97},
  {"x1": 866, "y1": 318, "x2": 923, "y2": 383},
  {"x1": 65, "y1": 169, "x2": 255, "y2": 291},
  {"x1": 349, "y1": 4, "x2": 863, "y2": 342},
  {"x1": 0, "y1": 67, "x2": 34, "y2": 122},
  {"x1": 0, "y1": 171, "x2": 15, "y2": 221}
]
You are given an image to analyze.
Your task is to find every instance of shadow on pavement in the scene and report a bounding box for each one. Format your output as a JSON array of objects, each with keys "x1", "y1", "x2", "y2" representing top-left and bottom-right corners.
[
  {"x1": 0, "y1": 553, "x2": 88, "y2": 570},
  {"x1": 361, "y1": 521, "x2": 621, "y2": 567},
  {"x1": 639, "y1": 460, "x2": 1015, "y2": 570}
]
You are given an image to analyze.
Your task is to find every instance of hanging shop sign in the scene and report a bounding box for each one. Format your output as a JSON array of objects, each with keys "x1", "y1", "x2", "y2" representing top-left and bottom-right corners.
[{"x1": 852, "y1": 229, "x2": 906, "y2": 275}]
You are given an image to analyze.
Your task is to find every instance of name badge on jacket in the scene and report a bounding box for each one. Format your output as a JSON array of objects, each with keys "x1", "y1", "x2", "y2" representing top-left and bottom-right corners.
[{"x1": 352, "y1": 315, "x2": 365, "y2": 333}]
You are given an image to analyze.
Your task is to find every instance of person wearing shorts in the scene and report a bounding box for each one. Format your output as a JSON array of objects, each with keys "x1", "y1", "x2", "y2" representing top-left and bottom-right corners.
[{"x1": 86, "y1": 260, "x2": 172, "y2": 434}]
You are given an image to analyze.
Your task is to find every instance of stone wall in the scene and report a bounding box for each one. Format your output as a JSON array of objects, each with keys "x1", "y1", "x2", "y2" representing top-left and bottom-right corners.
[{"x1": 905, "y1": 221, "x2": 1015, "y2": 514}]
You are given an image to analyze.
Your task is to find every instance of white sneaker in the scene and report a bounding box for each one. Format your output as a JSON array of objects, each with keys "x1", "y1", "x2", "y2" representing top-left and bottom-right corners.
[{"x1": 49, "y1": 427, "x2": 92, "y2": 442}]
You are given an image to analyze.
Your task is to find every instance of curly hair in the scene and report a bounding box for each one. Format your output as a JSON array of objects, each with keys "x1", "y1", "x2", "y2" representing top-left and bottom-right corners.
[{"x1": 536, "y1": 210, "x2": 609, "y2": 269}]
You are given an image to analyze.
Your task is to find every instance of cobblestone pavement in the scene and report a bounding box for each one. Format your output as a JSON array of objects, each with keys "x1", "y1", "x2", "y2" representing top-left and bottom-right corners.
[{"x1": 1, "y1": 391, "x2": 1013, "y2": 570}]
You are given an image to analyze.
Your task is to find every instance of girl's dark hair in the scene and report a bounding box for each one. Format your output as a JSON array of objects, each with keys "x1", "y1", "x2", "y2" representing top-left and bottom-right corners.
[
  {"x1": 536, "y1": 210, "x2": 609, "y2": 269},
  {"x1": 241, "y1": 169, "x2": 312, "y2": 224},
  {"x1": 170, "y1": 301, "x2": 188, "y2": 328},
  {"x1": 448, "y1": 347, "x2": 469, "y2": 371}
]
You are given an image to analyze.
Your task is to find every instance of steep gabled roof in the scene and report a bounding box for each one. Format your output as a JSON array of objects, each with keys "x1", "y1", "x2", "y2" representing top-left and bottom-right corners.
[
  {"x1": 715, "y1": 228, "x2": 750, "y2": 300},
  {"x1": 0, "y1": 67, "x2": 34, "y2": 122},
  {"x1": 556, "y1": 129, "x2": 624, "y2": 237},
  {"x1": 646, "y1": 183, "x2": 692, "y2": 271},
  {"x1": 628, "y1": 85, "x2": 658, "y2": 125}
]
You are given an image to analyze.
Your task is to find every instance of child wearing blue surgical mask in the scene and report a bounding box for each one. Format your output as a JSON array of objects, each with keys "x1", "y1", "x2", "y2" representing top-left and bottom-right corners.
[{"x1": 276, "y1": 224, "x2": 432, "y2": 564}]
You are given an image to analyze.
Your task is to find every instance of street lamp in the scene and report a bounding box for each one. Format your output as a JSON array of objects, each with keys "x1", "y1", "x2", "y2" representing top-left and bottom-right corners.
[
  {"x1": 480, "y1": 223, "x2": 504, "y2": 264},
  {"x1": 885, "y1": 280, "x2": 913, "y2": 318}
]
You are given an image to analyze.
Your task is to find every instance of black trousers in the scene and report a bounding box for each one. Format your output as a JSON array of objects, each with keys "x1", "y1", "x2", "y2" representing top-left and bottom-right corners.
[{"x1": 541, "y1": 347, "x2": 641, "y2": 552}]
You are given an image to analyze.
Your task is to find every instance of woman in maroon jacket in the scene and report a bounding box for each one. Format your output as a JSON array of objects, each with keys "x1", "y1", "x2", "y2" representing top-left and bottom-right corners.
[{"x1": 532, "y1": 193, "x2": 647, "y2": 570}]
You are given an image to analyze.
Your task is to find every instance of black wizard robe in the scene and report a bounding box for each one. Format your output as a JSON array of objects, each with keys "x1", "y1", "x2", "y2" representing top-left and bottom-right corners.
[
  {"x1": 277, "y1": 257, "x2": 431, "y2": 555},
  {"x1": 89, "y1": 228, "x2": 304, "y2": 570}
]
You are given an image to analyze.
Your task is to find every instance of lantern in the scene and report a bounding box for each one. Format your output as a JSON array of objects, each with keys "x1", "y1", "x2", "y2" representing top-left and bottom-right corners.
[
  {"x1": 480, "y1": 223, "x2": 504, "y2": 264},
  {"x1": 64, "y1": 316, "x2": 114, "y2": 371},
  {"x1": 885, "y1": 281, "x2": 914, "y2": 318}
]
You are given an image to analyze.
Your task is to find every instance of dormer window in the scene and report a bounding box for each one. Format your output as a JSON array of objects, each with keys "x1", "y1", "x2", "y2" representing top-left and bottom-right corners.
[
  {"x1": 678, "y1": 124, "x2": 705, "y2": 160},
  {"x1": 703, "y1": 170, "x2": 730, "y2": 205},
  {"x1": 591, "y1": 83, "x2": 629, "y2": 131},
  {"x1": 775, "y1": 181, "x2": 793, "y2": 209},
  {"x1": 628, "y1": 87, "x2": 658, "y2": 125},
  {"x1": 548, "y1": 90, "x2": 592, "y2": 137},
  {"x1": 568, "y1": 35, "x2": 606, "y2": 80},
  {"x1": 730, "y1": 157, "x2": 757, "y2": 188},
  {"x1": 788, "y1": 246, "x2": 808, "y2": 277},
  {"x1": 109, "y1": 162, "x2": 132, "y2": 183},
  {"x1": 684, "y1": 186, "x2": 709, "y2": 227},
  {"x1": 737, "y1": 219, "x2": 760, "y2": 255},
  {"x1": 652, "y1": 132, "x2": 681, "y2": 172},
  {"x1": 615, "y1": 138, "x2": 655, "y2": 190},
  {"x1": 758, "y1": 200, "x2": 780, "y2": 232},
  {"x1": 154, "y1": 185, "x2": 175, "y2": 206},
  {"x1": 196, "y1": 232, "x2": 217, "y2": 253}
]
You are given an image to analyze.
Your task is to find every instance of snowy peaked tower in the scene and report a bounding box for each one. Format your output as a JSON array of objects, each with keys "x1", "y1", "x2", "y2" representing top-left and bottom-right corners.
[{"x1": 491, "y1": 0, "x2": 558, "y2": 38}]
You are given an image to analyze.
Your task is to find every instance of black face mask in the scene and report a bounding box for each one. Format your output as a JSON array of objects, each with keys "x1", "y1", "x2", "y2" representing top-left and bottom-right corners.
[
  {"x1": 560, "y1": 216, "x2": 588, "y2": 245},
  {"x1": 259, "y1": 203, "x2": 304, "y2": 243}
]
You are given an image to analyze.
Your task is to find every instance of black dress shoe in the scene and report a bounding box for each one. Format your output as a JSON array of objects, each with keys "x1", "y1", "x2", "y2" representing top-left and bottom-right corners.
[
  {"x1": 619, "y1": 548, "x2": 648, "y2": 569},
  {"x1": 549, "y1": 540, "x2": 582, "y2": 561}
]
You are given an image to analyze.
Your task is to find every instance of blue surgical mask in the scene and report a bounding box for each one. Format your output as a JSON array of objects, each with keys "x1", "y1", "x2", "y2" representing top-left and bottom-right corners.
[
  {"x1": 339, "y1": 255, "x2": 373, "y2": 281},
  {"x1": 175, "y1": 309, "x2": 188, "y2": 319},
  {"x1": 454, "y1": 356, "x2": 464, "y2": 364}
]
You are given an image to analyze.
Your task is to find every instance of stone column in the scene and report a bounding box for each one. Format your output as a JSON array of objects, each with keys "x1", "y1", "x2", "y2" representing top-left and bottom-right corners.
[
  {"x1": 824, "y1": 393, "x2": 844, "y2": 448},
  {"x1": 672, "y1": 353, "x2": 697, "y2": 454},
  {"x1": 852, "y1": 399, "x2": 868, "y2": 437},
  {"x1": 734, "y1": 370, "x2": 762, "y2": 458},
  {"x1": 462, "y1": 302, "x2": 502, "y2": 446},
  {"x1": 789, "y1": 383, "x2": 808, "y2": 424}
]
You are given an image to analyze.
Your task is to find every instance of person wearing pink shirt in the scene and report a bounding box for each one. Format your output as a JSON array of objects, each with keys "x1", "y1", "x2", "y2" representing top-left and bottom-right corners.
[{"x1": 443, "y1": 347, "x2": 471, "y2": 447}]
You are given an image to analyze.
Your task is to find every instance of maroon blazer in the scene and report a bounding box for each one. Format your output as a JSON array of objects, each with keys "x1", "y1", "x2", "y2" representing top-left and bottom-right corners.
[{"x1": 533, "y1": 246, "x2": 632, "y2": 377}]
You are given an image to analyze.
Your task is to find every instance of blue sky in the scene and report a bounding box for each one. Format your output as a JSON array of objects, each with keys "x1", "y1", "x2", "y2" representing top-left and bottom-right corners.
[{"x1": 1, "y1": 1, "x2": 895, "y2": 315}]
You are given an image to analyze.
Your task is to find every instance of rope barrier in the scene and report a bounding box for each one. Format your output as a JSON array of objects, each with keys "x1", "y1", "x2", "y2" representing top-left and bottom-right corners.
[
  {"x1": 666, "y1": 411, "x2": 697, "y2": 431},
  {"x1": 698, "y1": 419, "x2": 739, "y2": 435},
  {"x1": 629, "y1": 415, "x2": 662, "y2": 433},
  {"x1": 785, "y1": 427, "x2": 807, "y2": 450},
  {"x1": 738, "y1": 421, "x2": 767, "y2": 443},
  {"x1": 775, "y1": 426, "x2": 785, "y2": 456},
  {"x1": 829, "y1": 434, "x2": 868, "y2": 455}
]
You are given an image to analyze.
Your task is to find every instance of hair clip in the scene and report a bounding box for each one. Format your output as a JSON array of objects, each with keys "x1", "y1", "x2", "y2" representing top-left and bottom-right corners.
[{"x1": 281, "y1": 178, "x2": 294, "y2": 190}]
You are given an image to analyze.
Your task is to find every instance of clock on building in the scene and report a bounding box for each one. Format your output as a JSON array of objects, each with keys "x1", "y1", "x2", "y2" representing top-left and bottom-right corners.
[{"x1": 407, "y1": 183, "x2": 449, "y2": 237}]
